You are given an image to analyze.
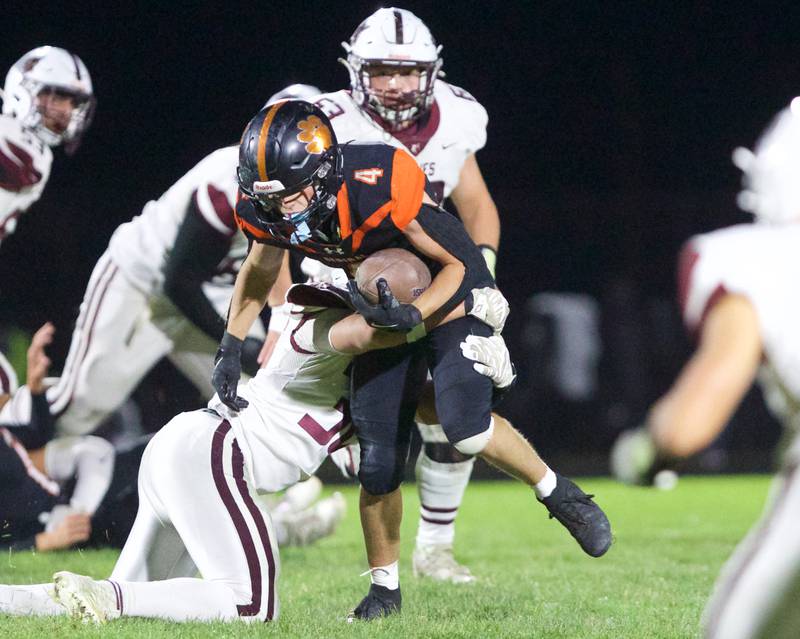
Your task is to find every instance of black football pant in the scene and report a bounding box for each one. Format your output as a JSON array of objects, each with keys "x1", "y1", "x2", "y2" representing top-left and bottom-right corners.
[{"x1": 351, "y1": 316, "x2": 494, "y2": 495}]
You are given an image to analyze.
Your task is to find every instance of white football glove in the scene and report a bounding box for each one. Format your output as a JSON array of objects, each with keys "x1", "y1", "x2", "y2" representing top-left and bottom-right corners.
[
  {"x1": 460, "y1": 334, "x2": 516, "y2": 388},
  {"x1": 467, "y1": 287, "x2": 509, "y2": 335}
]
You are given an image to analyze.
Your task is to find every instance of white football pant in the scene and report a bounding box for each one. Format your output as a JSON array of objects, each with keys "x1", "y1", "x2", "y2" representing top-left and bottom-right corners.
[
  {"x1": 704, "y1": 441, "x2": 800, "y2": 639},
  {"x1": 108, "y1": 409, "x2": 280, "y2": 622},
  {"x1": 47, "y1": 251, "x2": 260, "y2": 436}
]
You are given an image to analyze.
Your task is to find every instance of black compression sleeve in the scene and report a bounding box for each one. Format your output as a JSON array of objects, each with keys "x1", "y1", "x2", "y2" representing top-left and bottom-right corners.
[
  {"x1": 163, "y1": 195, "x2": 232, "y2": 343},
  {"x1": 414, "y1": 205, "x2": 496, "y2": 319},
  {"x1": 6, "y1": 393, "x2": 55, "y2": 449}
]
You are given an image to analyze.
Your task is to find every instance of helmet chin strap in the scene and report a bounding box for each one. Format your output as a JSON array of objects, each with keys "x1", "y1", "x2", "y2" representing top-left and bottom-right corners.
[{"x1": 287, "y1": 209, "x2": 314, "y2": 244}]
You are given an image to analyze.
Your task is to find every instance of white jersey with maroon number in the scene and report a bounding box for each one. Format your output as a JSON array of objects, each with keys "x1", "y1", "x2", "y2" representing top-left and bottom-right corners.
[
  {"x1": 209, "y1": 306, "x2": 355, "y2": 493},
  {"x1": 0, "y1": 115, "x2": 53, "y2": 245},
  {"x1": 315, "y1": 79, "x2": 488, "y2": 203},
  {"x1": 107, "y1": 145, "x2": 244, "y2": 294},
  {"x1": 680, "y1": 223, "x2": 800, "y2": 425}
]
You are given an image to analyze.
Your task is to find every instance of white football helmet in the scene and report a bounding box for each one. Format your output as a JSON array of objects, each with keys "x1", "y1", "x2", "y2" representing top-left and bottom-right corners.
[
  {"x1": 2, "y1": 46, "x2": 95, "y2": 154},
  {"x1": 341, "y1": 7, "x2": 443, "y2": 129},
  {"x1": 266, "y1": 83, "x2": 321, "y2": 106},
  {"x1": 733, "y1": 98, "x2": 800, "y2": 224}
]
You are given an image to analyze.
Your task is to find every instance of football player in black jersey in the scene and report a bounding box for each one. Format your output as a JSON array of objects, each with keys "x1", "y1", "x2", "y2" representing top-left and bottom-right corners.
[{"x1": 216, "y1": 100, "x2": 613, "y2": 620}]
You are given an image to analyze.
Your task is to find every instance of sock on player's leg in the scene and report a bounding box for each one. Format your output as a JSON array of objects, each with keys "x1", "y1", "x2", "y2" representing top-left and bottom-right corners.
[
  {"x1": 116, "y1": 578, "x2": 242, "y2": 621},
  {"x1": 367, "y1": 561, "x2": 399, "y2": 590},
  {"x1": 415, "y1": 450, "x2": 475, "y2": 548}
]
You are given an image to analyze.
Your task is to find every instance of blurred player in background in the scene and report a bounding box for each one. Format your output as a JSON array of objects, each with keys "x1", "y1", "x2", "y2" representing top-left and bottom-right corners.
[
  {"x1": 0, "y1": 324, "x2": 140, "y2": 554},
  {"x1": 8, "y1": 84, "x2": 320, "y2": 437},
  {"x1": 0, "y1": 46, "x2": 94, "y2": 246},
  {"x1": 610, "y1": 100, "x2": 800, "y2": 639},
  {"x1": 264, "y1": 7, "x2": 502, "y2": 583},
  {"x1": 3, "y1": 82, "x2": 342, "y2": 547}
]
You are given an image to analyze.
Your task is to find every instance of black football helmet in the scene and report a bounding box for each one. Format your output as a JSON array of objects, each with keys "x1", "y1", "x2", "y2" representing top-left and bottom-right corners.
[{"x1": 237, "y1": 100, "x2": 342, "y2": 244}]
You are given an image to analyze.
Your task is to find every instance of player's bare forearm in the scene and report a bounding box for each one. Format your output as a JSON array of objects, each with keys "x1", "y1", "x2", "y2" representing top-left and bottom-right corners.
[
  {"x1": 401, "y1": 219, "x2": 465, "y2": 319},
  {"x1": 414, "y1": 262, "x2": 465, "y2": 319},
  {"x1": 330, "y1": 302, "x2": 466, "y2": 354},
  {"x1": 227, "y1": 243, "x2": 284, "y2": 339},
  {"x1": 450, "y1": 154, "x2": 500, "y2": 250},
  {"x1": 267, "y1": 251, "x2": 293, "y2": 308},
  {"x1": 649, "y1": 294, "x2": 762, "y2": 458}
]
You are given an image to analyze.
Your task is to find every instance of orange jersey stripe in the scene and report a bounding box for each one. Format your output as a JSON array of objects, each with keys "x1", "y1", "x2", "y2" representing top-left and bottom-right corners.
[
  {"x1": 351, "y1": 200, "x2": 394, "y2": 253},
  {"x1": 257, "y1": 102, "x2": 285, "y2": 182},
  {"x1": 234, "y1": 209, "x2": 271, "y2": 241},
  {"x1": 337, "y1": 181, "x2": 352, "y2": 239},
  {"x1": 389, "y1": 148, "x2": 426, "y2": 230}
]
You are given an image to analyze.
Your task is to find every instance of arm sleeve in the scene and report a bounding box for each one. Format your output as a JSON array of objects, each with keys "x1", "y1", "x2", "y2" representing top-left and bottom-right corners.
[
  {"x1": 1, "y1": 391, "x2": 55, "y2": 449},
  {"x1": 162, "y1": 192, "x2": 232, "y2": 343},
  {"x1": 414, "y1": 204, "x2": 496, "y2": 318}
]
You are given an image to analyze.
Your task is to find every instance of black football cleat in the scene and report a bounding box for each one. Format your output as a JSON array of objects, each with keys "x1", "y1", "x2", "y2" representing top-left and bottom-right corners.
[
  {"x1": 540, "y1": 474, "x2": 613, "y2": 557},
  {"x1": 347, "y1": 584, "x2": 401, "y2": 622}
]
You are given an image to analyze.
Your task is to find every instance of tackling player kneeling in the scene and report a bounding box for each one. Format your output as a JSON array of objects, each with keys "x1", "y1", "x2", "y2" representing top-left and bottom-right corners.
[{"x1": 0, "y1": 265, "x2": 509, "y2": 623}]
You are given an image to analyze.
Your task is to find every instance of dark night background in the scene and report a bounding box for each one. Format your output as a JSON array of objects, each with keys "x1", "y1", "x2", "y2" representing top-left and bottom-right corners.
[{"x1": 2, "y1": 1, "x2": 798, "y2": 473}]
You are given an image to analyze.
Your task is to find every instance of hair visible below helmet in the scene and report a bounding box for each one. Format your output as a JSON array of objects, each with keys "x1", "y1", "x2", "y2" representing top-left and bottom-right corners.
[
  {"x1": 237, "y1": 100, "x2": 342, "y2": 245},
  {"x1": 733, "y1": 98, "x2": 800, "y2": 225},
  {"x1": 265, "y1": 83, "x2": 322, "y2": 106},
  {"x1": 2, "y1": 46, "x2": 95, "y2": 154},
  {"x1": 341, "y1": 7, "x2": 443, "y2": 130}
]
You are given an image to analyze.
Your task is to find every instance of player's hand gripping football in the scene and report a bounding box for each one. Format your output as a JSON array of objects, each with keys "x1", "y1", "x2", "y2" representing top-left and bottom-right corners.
[
  {"x1": 346, "y1": 278, "x2": 423, "y2": 332},
  {"x1": 211, "y1": 331, "x2": 249, "y2": 411}
]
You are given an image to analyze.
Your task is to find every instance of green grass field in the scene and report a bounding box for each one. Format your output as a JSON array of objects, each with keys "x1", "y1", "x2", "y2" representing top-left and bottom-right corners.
[{"x1": 0, "y1": 475, "x2": 772, "y2": 638}]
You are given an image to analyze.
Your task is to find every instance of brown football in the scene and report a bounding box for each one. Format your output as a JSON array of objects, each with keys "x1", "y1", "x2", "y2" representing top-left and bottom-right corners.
[{"x1": 355, "y1": 248, "x2": 432, "y2": 304}]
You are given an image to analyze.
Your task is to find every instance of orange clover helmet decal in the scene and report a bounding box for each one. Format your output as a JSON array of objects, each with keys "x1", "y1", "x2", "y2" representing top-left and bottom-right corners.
[{"x1": 296, "y1": 115, "x2": 332, "y2": 155}]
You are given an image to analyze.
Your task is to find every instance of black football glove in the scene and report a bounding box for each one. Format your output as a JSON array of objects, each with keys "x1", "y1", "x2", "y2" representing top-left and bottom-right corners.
[
  {"x1": 346, "y1": 278, "x2": 423, "y2": 332},
  {"x1": 211, "y1": 331, "x2": 249, "y2": 411}
]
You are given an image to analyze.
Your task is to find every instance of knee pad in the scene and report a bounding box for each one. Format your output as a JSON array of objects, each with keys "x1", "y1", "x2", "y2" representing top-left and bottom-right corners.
[
  {"x1": 452, "y1": 417, "x2": 495, "y2": 456},
  {"x1": 358, "y1": 440, "x2": 406, "y2": 495}
]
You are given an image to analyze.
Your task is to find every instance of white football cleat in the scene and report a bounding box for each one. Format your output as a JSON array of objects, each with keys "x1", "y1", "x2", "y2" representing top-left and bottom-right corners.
[
  {"x1": 412, "y1": 544, "x2": 476, "y2": 584},
  {"x1": 282, "y1": 492, "x2": 347, "y2": 547},
  {"x1": 52, "y1": 571, "x2": 120, "y2": 624}
]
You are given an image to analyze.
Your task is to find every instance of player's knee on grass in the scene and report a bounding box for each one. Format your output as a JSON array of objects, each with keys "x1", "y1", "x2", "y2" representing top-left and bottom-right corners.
[{"x1": 358, "y1": 438, "x2": 407, "y2": 495}]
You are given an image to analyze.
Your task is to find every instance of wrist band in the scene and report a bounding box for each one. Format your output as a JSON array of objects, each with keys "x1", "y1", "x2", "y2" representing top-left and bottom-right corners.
[{"x1": 478, "y1": 245, "x2": 498, "y2": 278}]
